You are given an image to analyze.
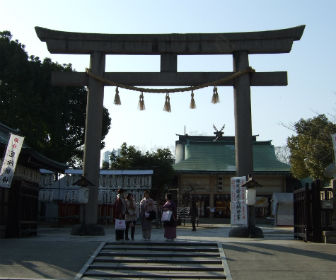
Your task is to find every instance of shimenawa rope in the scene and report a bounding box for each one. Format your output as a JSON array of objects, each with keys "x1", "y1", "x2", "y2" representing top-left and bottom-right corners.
[{"x1": 85, "y1": 67, "x2": 255, "y2": 94}]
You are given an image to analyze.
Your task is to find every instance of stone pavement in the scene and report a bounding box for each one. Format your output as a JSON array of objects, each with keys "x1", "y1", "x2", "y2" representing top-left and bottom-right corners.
[{"x1": 0, "y1": 222, "x2": 335, "y2": 280}]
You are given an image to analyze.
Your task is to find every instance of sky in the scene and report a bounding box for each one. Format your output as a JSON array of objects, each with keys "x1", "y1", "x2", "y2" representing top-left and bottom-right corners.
[{"x1": 1, "y1": 0, "x2": 336, "y2": 159}]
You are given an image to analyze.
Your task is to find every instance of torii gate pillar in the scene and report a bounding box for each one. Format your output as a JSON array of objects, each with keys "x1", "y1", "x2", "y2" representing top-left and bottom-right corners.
[
  {"x1": 233, "y1": 51, "x2": 253, "y2": 177},
  {"x1": 83, "y1": 52, "x2": 105, "y2": 226}
]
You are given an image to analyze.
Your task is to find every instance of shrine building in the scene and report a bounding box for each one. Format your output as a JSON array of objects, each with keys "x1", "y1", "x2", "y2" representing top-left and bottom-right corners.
[
  {"x1": 173, "y1": 134, "x2": 291, "y2": 219},
  {"x1": 0, "y1": 122, "x2": 65, "y2": 238}
]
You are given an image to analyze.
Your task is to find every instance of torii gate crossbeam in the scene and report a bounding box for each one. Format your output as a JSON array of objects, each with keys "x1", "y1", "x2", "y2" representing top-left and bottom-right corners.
[{"x1": 36, "y1": 25, "x2": 304, "y2": 234}]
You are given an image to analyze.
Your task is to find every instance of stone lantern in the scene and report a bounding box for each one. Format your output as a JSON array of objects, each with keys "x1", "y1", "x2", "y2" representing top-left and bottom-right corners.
[
  {"x1": 71, "y1": 176, "x2": 105, "y2": 236},
  {"x1": 242, "y1": 175, "x2": 263, "y2": 237}
]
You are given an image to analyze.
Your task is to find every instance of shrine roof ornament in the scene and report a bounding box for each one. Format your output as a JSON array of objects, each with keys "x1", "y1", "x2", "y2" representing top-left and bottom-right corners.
[{"x1": 35, "y1": 25, "x2": 305, "y2": 55}]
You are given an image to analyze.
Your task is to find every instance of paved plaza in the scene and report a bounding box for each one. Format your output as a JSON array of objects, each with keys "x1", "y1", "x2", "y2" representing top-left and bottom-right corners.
[{"x1": 0, "y1": 222, "x2": 335, "y2": 280}]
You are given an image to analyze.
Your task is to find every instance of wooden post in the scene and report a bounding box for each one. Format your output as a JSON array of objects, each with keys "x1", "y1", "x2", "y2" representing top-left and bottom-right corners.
[
  {"x1": 84, "y1": 51, "x2": 106, "y2": 225},
  {"x1": 332, "y1": 179, "x2": 336, "y2": 228},
  {"x1": 311, "y1": 180, "x2": 322, "y2": 242},
  {"x1": 304, "y1": 183, "x2": 310, "y2": 242},
  {"x1": 209, "y1": 192, "x2": 214, "y2": 218}
]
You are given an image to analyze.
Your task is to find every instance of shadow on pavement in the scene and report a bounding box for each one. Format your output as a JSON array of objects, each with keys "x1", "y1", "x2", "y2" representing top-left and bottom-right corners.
[{"x1": 223, "y1": 242, "x2": 336, "y2": 262}]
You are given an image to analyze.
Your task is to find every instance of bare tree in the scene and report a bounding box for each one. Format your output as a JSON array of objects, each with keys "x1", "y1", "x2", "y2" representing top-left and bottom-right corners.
[{"x1": 275, "y1": 146, "x2": 291, "y2": 165}]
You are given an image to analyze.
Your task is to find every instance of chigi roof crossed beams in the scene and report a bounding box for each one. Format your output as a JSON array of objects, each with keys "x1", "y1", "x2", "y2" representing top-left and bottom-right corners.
[{"x1": 35, "y1": 25, "x2": 305, "y2": 88}]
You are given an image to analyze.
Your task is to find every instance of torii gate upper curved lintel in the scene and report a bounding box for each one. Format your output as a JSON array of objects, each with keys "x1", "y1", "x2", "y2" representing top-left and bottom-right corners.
[
  {"x1": 35, "y1": 25, "x2": 304, "y2": 54},
  {"x1": 35, "y1": 26, "x2": 305, "y2": 230}
]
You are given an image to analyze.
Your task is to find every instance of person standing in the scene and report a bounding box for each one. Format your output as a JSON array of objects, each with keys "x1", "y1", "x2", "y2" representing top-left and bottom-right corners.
[
  {"x1": 162, "y1": 193, "x2": 177, "y2": 241},
  {"x1": 190, "y1": 198, "x2": 198, "y2": 231},
  {"x1": 125, "y1": 193, "x2": 137, "y2": 240},
  {"x1": 140, "y1": 190, "x2": 155, "y2": 241},
  {"x1": 113, "y1": 188, "x2": 126, "y2": 241}
]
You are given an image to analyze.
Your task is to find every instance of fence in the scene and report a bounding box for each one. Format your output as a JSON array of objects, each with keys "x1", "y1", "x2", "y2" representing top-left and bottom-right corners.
[{"x1": 294, "y1": 180, "x2": 327, "y2": 242}]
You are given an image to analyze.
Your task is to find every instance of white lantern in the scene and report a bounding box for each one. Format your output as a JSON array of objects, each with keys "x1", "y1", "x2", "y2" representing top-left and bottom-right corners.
[{"x1": 245, "y1": 187, "x2": 256, "y2": 206}]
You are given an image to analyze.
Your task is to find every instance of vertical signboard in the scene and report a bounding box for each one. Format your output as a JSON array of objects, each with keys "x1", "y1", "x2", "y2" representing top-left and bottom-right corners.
[
  {"x1": 230, "y1": 176, "x2": 247, "y2": 226},
  {"x1": 0, "y1": 133, "x2": 24, "y2": 188}
]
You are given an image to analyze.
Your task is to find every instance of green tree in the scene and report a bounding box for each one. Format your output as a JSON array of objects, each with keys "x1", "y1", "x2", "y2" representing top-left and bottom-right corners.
[
  {"x1": 287, "y1": 114, "x2": 336, "y2": 181},
  {"x1": 0, "y1": 31, "x2": 111, "y2": 165},
  {"x1": 110, "y1": 143, "x2": 175, "y2": 200},
  {"x1": 102, "y1": 161, "x2": 109, "y2": 170},
  {"x1": 111, "y1": 143, "x2": 143, "y2": 170}
]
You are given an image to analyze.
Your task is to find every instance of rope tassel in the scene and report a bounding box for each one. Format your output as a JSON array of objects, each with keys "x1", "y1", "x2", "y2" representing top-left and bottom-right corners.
[
  {"x1": 163, "y1": 93, "x2": 171, "y2": 112},
  {"x1": 190, "y1": 91, "x2": 196, "y2": 109},
  {"x1": 211, "y1": 86, "x2": 220, "y2": 104},
  {"x1": 114, "y1": 87, "x2": 121, "y2": 105},
  {"x1": 138, "y1": 92, "x2": 145, "y2": 110}
]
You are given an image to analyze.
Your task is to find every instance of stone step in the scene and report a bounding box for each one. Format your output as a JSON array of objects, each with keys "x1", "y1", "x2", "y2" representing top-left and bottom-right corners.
[
  {"x1": 95, "y1": 256, "x2": 222, "y2": 264},
  {"x1": 77, "y1": 241, "x2": 227, "y2": 279},
  {"x1": 102, "y1": 246, "x2": 219, "y2": 252},
  {"x1": 89, "y1": 263, "x2": 223, "y2": 270},
  {"x1": 83, "y1": 269, "x2": 226, "y2": 279},
  {"x1": 98, "y1": 251, "x2": 220, "y2": 258},
  {"x1": 105, "y1": 241, "x2": 218, "y2": 247}
]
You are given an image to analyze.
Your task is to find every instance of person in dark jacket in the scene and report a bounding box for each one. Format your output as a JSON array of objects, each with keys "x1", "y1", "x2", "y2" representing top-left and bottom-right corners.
[
  {"x1": 113, "y1": 188, "x2": 126, "y2": 241},
  {"x1": 190, "y1": 198, "x2": 198, "y2": 231}
]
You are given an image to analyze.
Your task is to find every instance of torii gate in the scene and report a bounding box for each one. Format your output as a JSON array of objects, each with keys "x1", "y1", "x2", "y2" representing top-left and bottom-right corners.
[{"x1": 36, "y1": 25, "x2": 304, "y2": 234}]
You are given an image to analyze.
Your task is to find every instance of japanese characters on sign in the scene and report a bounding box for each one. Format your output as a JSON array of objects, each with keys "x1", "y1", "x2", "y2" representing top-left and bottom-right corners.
[
  {"x1": 0, "y1": 133, "x2": 24, "y2": 188},
  {"x1": 230, "y1": 176, "x2": 247, "y2": 226}
]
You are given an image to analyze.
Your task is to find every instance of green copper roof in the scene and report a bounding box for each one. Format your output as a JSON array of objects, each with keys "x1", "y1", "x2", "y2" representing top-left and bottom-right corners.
[{"x1": 174, "y1": 141, "x2": 290, "y2": 173}]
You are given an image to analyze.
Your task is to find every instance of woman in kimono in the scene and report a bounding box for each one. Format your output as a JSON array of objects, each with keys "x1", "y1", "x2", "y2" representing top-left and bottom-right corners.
[
  {"x1": 162, "y1": 193, "x2": 177, "y2": 241},
  {"x1": 140, "y1": 190, "x2": 155, "y2": 241},
  {"x1": 125, "y1": 193, "x2": 137, "y2": 240}
]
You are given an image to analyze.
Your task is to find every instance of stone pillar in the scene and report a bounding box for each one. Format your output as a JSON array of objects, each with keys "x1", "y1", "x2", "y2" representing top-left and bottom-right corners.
[
  {"x1": 84, "y1": 51, "x2": 106, "y2": 225},
  {"x1": 233, "y1": 51, "x2": 255, "y2": 229},
  {"x1": 233, "y1": 51, "x2": 253, "y2": 177},
  {"x1": 229, "y1": 52, "x2": 262, "y2": 237}
]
